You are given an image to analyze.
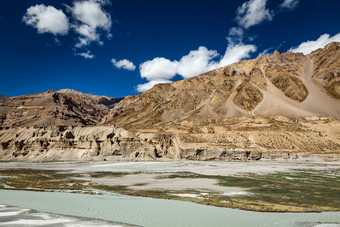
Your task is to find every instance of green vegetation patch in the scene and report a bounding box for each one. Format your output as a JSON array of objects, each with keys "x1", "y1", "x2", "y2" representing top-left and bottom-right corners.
[
  {"x1": 90, "y1": 184, "x2": 128, "y2": 193},
  {"x1": 91, "y1": 184, "x2": 169, "y2": 199},
  {"x1": 0, "y1": 169, "x2": 85, "y2": 190},
  {"x1": 160, "y1": 169, "x2": 340, "y2": 212},
  {"x1": 89, "y1": 171, "x2": 130, "y2": 178},
  {"x1": 133, "y1": 183, "x2": 148, "y2": 187}
]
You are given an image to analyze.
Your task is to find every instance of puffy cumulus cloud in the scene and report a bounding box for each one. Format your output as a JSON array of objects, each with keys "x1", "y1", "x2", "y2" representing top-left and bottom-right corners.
[
  {"x1": 69, "y1": 0, "x2": 112, "y2": 48},
  {"x1": 136, "y1": 79, "x2": 173, "y2": 93},
  {"x1": 111, "y1": 58, "x2": 136, "y2": 71},
  {"x1": 23, "y1": 4, "x2": 69, "y2": 35},
  {"x1": 235, "y1": 0, "x2": 273, "y2": 29},
  {"x1": 218, "y1": 43, "x2": 257, "y2": 67},
  {"x1": 137, "y1": 48, "x2": 219, "y2": 91},
  {"x1": 137, "y1": 44, "x2": 257, "y2": 92},
  {"x1": 279, "y1": 0, "x2": 299, "y2": 10},
  {"x1": 177, "y1": 47, "x2": 219, "y2": 79},
  {"x1": 23, "y1": 0, "x2": 113, "y2": 59},
  {"x1": 288, "y1": 33, "x2": 340, "y2": 55},
  {"x1": 140, "y1": 57, "x2": 178, "y2": 81}
]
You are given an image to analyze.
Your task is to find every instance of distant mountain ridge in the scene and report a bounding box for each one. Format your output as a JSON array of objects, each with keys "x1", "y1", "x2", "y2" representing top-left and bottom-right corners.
[{"x1": 0, "y1": 89, "x2": 124, "y2": 127}]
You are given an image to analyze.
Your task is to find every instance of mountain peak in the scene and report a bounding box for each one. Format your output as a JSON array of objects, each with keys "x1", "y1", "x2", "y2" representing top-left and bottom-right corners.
[{"x1": 273, "y1": 50, "x2": 280, "y2": 57}]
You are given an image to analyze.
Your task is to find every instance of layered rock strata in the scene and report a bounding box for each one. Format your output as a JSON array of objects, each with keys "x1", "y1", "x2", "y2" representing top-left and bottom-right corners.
[{"x1": 1, "y1": 116, "x2": 339, "y2": 161}]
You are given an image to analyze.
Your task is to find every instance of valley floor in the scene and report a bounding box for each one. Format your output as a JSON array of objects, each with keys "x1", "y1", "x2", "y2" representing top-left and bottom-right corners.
[{"x1": 0, "y1": 161, "x2": 339, "y2": 212}]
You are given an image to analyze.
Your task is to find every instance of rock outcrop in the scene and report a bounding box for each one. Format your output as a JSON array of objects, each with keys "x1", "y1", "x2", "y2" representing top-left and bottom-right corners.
[
  {"x1": 0, "y1": 125, "x2": 156, "y2": 161},
  {"x1": 1, "y1": 116, "x2": 340, "y2": 161}
]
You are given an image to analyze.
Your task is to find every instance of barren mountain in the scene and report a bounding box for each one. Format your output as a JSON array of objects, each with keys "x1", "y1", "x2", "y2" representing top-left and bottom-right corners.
[
  {"x1": 0, "y1": 89, "x2": 119, "y2": 127},
  {"x1": 105, "y1": 42, "x2": 340, "y2": 129},
  {"x1": 0, "y1": 95, "x2": 9, "y2": 103},
  {"x1": 0, "y1": 43, "x2": 339, "y2": 161}
]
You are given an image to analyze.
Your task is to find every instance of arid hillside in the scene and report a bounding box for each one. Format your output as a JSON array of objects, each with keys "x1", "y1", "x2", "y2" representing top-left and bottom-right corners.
[
  {"x1": 0, "y1": 89, "x2": 123, "y2": 127},
  {"x1": 105, "y1": 42, "x2": 340, "y2": 130}
]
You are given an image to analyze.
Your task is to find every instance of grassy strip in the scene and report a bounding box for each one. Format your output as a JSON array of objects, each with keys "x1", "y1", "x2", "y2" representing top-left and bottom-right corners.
[
  {"x1": 0, "y1": 169, "x2": 86, "y2": 191},
  {"x1": 160, "y1": 169, "x2": 340, "y2": 211},
  {"x1": 89, "y1": 171, "x2": 131, "y2": 178}
]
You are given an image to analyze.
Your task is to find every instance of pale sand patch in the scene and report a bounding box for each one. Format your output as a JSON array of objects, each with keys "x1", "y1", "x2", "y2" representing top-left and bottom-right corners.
[
  {"x1": 1, "y1": 161, "x2": 340, "y2": 176},
  {"x1": 80, "y1": 161, "x2": 340, "y2": 176},
  {"x1": 223, "y1": 192, "x2": 248, "y2": 196},
  {"x1": 77, "y1": 173, "x2": 247, "y2": 195},
  {"x1": 171, "y1": 193, "x2": 201, "y2": 198}
]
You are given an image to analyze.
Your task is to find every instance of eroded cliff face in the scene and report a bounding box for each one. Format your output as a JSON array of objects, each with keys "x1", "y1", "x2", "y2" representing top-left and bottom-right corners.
[
  {"x1": 134, "y1": 116, "x2": 340, "y2": 162},
  {"x1": 1, "y1": 116, "x2": 340, "y2": 161},
  {"x1": 0, "y1": 126, "x2": 156, "y2": 161}
]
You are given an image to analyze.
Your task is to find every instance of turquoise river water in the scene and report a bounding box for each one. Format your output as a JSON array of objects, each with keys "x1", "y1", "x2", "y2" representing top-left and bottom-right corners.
[{"x1": 0, "y1": 189, "x2": 339, "y2": 227}]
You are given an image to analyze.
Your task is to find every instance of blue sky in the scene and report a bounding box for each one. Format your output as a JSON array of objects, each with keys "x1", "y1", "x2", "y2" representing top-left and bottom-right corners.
[{"x1": 0, "y1": 0, "x2": 339, "y2": 98}]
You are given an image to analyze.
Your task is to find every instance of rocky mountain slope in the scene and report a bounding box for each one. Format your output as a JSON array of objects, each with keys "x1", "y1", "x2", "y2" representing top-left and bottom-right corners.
[
  {"x1": 105, "y1": 42, "x2": 340, "y2": 129},
  {"x1": 0, "y1": 89, "x2": 123, "y2": 127},
  {"x1": 0, "y1": 43, "x2": 339, "y2": 161}
]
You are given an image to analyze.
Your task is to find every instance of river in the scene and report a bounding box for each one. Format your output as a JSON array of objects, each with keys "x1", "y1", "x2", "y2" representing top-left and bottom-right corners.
[{"x1": 0, "y1": 190, "x2": 339, "y2": 226}]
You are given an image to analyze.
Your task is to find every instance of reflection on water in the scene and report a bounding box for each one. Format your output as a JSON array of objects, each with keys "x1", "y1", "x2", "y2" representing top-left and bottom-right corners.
[{"x1": 0, "y1": 190, "x2": 339, "y2": 227}]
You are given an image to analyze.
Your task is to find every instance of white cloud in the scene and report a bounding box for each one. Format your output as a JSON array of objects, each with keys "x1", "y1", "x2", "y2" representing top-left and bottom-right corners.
[
  {"x1": 132, "y1": 0, "x2": 297, "y2": 92},
  {"x1": 229, "y1": 27, "x2": 244, "y2": 42},
  {"x1": 136, "y1": 79, "x2": 173, "y2": 93},
  {"x1": 76, "y1": 51, "x2": 94, "y2": 59},
  {"x1": 111, "y1": 59, "x2": 136, "y2": 71},
  {"x1": 69, "y1": 0, "x2": 112, "y2": 47},
  {"x1": 23, "y1": 4, "x2": 69, "y2": 35},
  {"x1": 288, "y1": 33, "x2": 340, "y2": 54},
  {"x1": 280, "y1": 0, "x2": 299, "y2": 10},
  {"x1": 140, "y1": 57, "x2": 178, "y2": 81},
  {"x1": 218, "y1": 43, "x2": 257, "y2": 67},
  {"x1": 235, "y1": 0, "x2": 273, "y2": 29},
  {"x1": 177, "y1": 47, "x2": 219, "y2": 78},
  {"x1": 229, "y1": 27, "x2": 244, "y2": 37},
  {"x1": 137, "y1": 44, "x2": 257, "y2": 92}
]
